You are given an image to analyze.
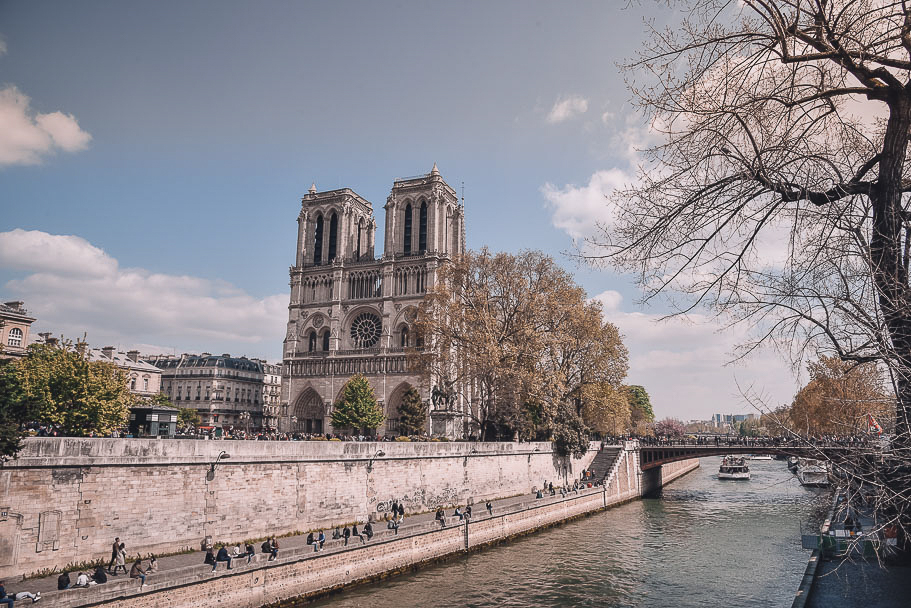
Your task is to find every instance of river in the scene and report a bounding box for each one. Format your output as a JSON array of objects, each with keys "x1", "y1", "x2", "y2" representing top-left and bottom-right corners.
[{"x1": 309, "y1": 457, "x2": 827, "y2": 608}]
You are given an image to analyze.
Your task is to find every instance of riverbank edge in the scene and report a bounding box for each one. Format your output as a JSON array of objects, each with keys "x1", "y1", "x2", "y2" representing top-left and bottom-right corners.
[
  {"x1": 36, "y1": 457, "x2": 697, "y2": 608},
  {"x1": 790, "y1": 493, "x2": 835, "y2": 608},
  {"x1": 276, "y1": 458, "x2": 700, "y2": 608}
]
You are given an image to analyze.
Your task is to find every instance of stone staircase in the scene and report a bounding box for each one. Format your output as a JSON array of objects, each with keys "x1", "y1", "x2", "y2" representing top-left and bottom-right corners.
[{"x1": 587, "y1": 445, "x2": 623, "y2": 485}]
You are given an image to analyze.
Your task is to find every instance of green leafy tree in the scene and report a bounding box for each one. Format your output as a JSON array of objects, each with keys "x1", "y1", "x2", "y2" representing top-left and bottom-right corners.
[
  {"x1": 625, "y1": 385, "x2": 655, "y2": 433},
  {"x1": 397, "y1": 387, "x2": 427, "y2": 436},
  {"x1": 0, "y1": 360, "x2": 40, "y2": 459},
  {"x1": 10, "y1": 340, "x2": 132, "y2": 438},
  {"x1": 331, "y1": 374, "x2": 385, "y2": 432},
  {"x1": 178, "y1": 407, "x2": 200, "y2": 428}
]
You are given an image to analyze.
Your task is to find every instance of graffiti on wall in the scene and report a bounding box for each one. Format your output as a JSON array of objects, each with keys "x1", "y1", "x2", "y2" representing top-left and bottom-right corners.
[{"x1": 376, "y1": 486, "x2": 464, "y2": 513}]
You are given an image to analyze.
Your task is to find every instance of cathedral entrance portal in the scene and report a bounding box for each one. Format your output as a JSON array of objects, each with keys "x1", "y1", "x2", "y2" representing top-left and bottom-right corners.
[{"x1": 292, "y1": 388, "x2": 325, "y2": 434}]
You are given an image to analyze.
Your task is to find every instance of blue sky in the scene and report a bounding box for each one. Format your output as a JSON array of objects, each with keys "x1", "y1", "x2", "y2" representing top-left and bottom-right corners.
[{"x1": 0, "y1": 1, "x2": 798, "y2": 420}]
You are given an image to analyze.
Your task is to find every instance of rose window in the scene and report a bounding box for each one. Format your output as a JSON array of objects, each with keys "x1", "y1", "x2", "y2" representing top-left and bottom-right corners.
[{"x1": 350, "y1": 312, "x2": 382, "y2": 348}]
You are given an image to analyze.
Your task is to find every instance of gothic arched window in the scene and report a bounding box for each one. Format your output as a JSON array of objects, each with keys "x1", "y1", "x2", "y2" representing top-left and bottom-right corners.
[
  {"x1": 308, "y1": 331, "x2": 317, "y2": 353},
  {"x1": 419, "y1": 201, "x2": 427, "y2": 252},
  {"x1": 356, "y1": 218, "x2": 364, "y2": 259},
  {"x1": 403, "y1": 203, "x2": 412, "y2": 255},
  {"x1": 328, "y1": 212, "x2": 338, "y2": 261},
  {"x1": 322, "y1": 329, "x2": 330, "y2": 352},
  {"x1": 400, "y1": 326, "x2": 409, "y2": 348},
  {"x1": 314, "y1": 215, "x2": 324, "y2": 265}
]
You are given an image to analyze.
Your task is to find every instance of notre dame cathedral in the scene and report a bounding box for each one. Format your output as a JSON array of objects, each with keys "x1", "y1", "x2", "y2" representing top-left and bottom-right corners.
[{"x1": 281, "y1": 164, "x2": 466, "y2": 437}]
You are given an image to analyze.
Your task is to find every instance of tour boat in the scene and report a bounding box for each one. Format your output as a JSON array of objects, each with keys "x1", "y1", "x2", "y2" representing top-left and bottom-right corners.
[
  {"x1": 796, "y1": 458, "x2": 830, "y2": 487},
  {"x1": 718, "y1": 456, "x2": 751, "y2": 480},
  {"x1": 749, "y1": 454, "x2": 773, "y2": 460}
]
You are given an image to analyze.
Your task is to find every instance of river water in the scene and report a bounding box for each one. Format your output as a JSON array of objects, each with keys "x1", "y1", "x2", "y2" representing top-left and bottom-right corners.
[{"x1": 310, "y1": 457, "x2": 826, "y2": 608}]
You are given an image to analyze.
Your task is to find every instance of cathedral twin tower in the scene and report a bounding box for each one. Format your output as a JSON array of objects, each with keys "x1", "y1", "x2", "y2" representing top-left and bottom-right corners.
[{"x1": 281, "y1": 165, "x2": 466, "y2": 437}]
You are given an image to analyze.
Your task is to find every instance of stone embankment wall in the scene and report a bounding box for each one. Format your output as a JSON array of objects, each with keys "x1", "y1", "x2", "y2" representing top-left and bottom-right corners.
[
  {"x1": 0, "y1": 438, "x2": 598, "y2": 580},
  {"x1": 35, "y1": 446, "x2": 699, "y2": 608}
]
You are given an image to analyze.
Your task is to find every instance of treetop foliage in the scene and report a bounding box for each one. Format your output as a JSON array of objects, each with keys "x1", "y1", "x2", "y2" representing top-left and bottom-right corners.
[
  {"x1": 331, "y1": 374, "x2": 385, "y2": 432},
  {"x1": 415, "y1": 248, "x2": 629, "y2": 454},
  {"x1": 0, "y1": 340, "x2": 133, "y2": 458}
]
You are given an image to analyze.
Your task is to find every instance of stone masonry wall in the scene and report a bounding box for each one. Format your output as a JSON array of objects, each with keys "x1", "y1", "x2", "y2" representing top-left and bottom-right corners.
[
  {"x1": 0, "y1": 438, "x2": 597, "y2": 580},
  {"x1": 40, "y1": 449, "x2": 699, "y2": 608}
]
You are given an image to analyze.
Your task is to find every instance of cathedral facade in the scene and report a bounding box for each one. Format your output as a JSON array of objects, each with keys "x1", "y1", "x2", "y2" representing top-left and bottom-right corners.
[{"x1": 281, "y1": 164, "x2": 466, "y2": 436}]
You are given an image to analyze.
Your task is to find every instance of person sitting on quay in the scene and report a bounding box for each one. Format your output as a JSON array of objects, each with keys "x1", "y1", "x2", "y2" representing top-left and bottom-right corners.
[
  {"x1": 146, "y1": 556, "x2": 158, "y2": 574},
  {"x1": 204, "y1": 548, "x2": 216, "y2": 568},
  {"x1": 92, "y1": 565, "x2": 107, "y2": 585},
  {"x1": 352, "y1": 524, "x2": 365, "y2": 544},
  {"x1": 435, "y1": 507, "x2": 446, "y2": 528},
  {"x1": 268, "y1": 537, "x2": 279, "y2": 560},
  {"x1": 214, "y1": 546, "x2": 233, "y2": 571},
  {"x1": 129, "y1": 559, "x2": 146, "y2": 589},
  {"x1": 56, "y1": 572, "x2": 70, "y2": 591},
  {"x1": 363, "y1": 522, "x2": 373, "y2": 541},
  {"x1": 74, "y1": 572, "x2": 91, "y2": 588},
  {"x1": 454, "y1": 506, "x2": 463, "y2": 520},
  {"x1": 317, "y1": 530, "x2": 326, "y2": 549},
  {"x1": 535, "y1": 489, "x2": 544, "y2": 499},
  {"x1": 0, "y1": 581, "x2": 15, "y2": 607},
  {"x1": 332, "y1": 527, "x2": 341, "y2": 540},
  {"x1": 343, "y1": 526, "x2": 351, "y2": 546},
  {"x1": 245, "y1": 543, "x2": 256, "y2": 563},
  {"x1": 306, "y1": 532, "x2": 315, "y2": 546}
]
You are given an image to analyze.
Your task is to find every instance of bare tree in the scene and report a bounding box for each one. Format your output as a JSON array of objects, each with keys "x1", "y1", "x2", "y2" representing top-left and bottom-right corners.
[{"x1": 594, "y1": 0, "x2": 911, "y2": 544}]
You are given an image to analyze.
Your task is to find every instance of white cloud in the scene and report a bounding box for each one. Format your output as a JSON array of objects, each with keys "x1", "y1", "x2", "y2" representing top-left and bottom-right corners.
[
  {"x1": 0, "y1": 230, "x2": 286, "y2": 360},
  {"x1": 0, "y1": 37, "x2": 6, "y2": 58},
  {"x1": 0, "y1": 85, "x2": 92, "y2": 166},
  {"x1": 601, "y1": 110, "x2": 615, "y2": 124},
  {"x1": 593, "y1": 289, "x2": 798, "y2": 420},
  {"x1": 546, "y1": 95, "x2": 589, "y2": 124},
  {"x1": 541, "y1": 169, "x2": 631, "y2": 239}
]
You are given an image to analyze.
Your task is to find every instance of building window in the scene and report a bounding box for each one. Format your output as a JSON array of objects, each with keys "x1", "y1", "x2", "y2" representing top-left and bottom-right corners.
[
  {"x1": 419, "y1": 200, "x2": 427, "y2": 252},
  {"x1": 314, "y1": 214, "x2": 324, "y2": 264},
  {"x1": 322, "y1": 329, "x2": 330, "y2": 351},
  {"x1": 7, "y1": 327, "x2": 22, "y2": 347},
  {"x1": 130, "y1": 377, "x2": 137, "y2": 390},
  {"x1": 400, "y1": 327, "x2": 409, "y2": 348},
  {"x1": 328, "y1": 212, "x2": 338, "y2": 261},
  {"x1": 143, "y1": 378, "x2": 149, "y2": 391},
  {"x1": 403, "y1": 203, "x2": 412, "y2": 254},
  {"x1": 308, "y1": 331, "x2": 317, "y2": 353}
]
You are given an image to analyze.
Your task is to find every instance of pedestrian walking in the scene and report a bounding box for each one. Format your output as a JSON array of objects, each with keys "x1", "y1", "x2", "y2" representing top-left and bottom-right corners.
[
  {"x1": 486, "y1": 501, "x2": 493, "y2": 517},
  {"x1": 107, "y1": 537, "x2": 120, "y2": 573},
  {"x1": 113, "y1": 543, "x2": 127, "y2": 575}
]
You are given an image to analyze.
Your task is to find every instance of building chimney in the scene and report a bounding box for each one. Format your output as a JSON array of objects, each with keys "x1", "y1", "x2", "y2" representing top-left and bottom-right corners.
[
  {"x1": 126, "y1": 350, "x2": 140, "y2": 363},
  {"x1": 101, "y1": 346, "x2": 116, "y2": 359},
  {"x1": 3, "y1": 301, "x2": 23, "y2": 311}
]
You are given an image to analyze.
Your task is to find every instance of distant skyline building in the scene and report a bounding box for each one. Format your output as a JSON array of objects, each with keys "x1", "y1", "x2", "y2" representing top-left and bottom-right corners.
[
  {"x1": 281, "y1": 164, "x2": 466, "y2": 436},
  {"x1": 88, "y1": 346, "x2": 162, "y2": 398},
  {"x1": 148, "y1": 353, "x2": 265, "y2": 430},
  {"x1": 711, "y1": 413, "x2": 757, "y2": 428}
]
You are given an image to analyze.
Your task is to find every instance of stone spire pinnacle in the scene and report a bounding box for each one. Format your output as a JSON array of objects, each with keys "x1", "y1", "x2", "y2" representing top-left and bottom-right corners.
[
  {"x1": 309, "y1": 182, "x2": 317, "y2": 194},
  {"x1": 430, "y1": 162, "x2": 439, "y2": 175}
]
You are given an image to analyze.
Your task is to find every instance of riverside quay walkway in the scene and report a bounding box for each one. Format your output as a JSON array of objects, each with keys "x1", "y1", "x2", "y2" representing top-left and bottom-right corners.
[
  {"x1": 637, "y1": 439, "x2": 863, "y2": 469},
  {"x1": 12, "y1": 484, "x2": 621, "y2": 608}
]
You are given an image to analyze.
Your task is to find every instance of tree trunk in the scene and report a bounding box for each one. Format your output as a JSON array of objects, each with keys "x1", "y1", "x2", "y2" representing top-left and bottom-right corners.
[{"x1": 872, "y1": 94, "x2": 911, "y2": 447}]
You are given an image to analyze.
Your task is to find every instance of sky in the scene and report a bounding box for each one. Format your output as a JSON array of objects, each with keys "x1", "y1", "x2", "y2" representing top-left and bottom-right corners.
[{"x1": 0, "y1": 1, "x2": 800, "y2": 421}]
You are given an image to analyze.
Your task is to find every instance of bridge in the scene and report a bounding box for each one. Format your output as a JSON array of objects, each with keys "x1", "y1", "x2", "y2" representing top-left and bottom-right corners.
[{"x1": 637, "y1": 443, "x2": 859, "y2": 470}]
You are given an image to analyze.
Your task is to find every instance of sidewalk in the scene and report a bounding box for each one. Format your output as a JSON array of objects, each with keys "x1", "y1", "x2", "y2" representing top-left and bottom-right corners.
[{"x1": 10, "y1": 483, "x2": 604, "y2": 605}]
